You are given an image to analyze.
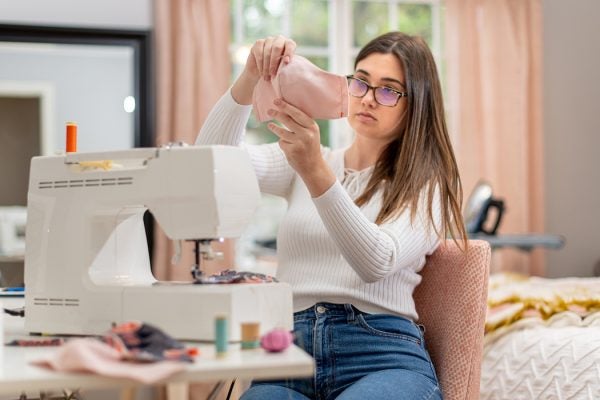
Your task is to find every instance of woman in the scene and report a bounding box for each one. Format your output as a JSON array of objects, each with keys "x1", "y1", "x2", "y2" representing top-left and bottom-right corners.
[{"x1": 197, "y1": 32, "x2": 466, "y2": 400}]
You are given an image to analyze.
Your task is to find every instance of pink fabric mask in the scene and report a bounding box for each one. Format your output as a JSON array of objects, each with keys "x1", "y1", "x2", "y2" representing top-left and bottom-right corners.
[{"x1": 252, "y1": 55, "x2": 348, "y2": 122}]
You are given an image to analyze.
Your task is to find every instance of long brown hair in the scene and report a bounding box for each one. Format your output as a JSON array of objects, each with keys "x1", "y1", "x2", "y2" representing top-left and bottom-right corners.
[{"x1": 354, "y1": 32, "x2": 467, "y2": 248}]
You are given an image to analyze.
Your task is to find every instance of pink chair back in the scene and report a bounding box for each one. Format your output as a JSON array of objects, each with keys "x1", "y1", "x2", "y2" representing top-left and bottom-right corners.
[{"x1": 413, "y1": 240, "x2": 490, "y2": 400}]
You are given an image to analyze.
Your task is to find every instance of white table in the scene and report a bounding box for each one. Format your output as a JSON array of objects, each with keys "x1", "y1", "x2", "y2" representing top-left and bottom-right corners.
[{"x1": 0, "y1": 297, "x2": 314, "y2": 397}]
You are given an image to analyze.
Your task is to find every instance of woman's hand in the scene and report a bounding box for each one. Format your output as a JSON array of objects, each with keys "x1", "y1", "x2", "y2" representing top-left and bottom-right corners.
[
  {"x1": 246, "y1": 35, "x2": 296, "y2": 81},
  {"x1": 232, "y1": 36, "x2": 296, "y2": 105},
  {"x1": 267, "y1": 98, "x2": 336, "y2": 197}
]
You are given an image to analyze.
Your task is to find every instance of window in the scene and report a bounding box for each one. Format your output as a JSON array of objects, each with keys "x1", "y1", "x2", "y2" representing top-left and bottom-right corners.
[
  {"x1": 230, "y1": 0, "x2": 442, "y2": 148},
  {"x1": 229, "y1": 0, "x2": 442, "y2": 272}
]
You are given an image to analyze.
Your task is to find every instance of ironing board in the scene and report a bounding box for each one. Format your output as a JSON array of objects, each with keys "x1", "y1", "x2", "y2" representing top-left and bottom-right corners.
[{"x1": 469, "y1": 233, "x2": 565, "y2": 252}]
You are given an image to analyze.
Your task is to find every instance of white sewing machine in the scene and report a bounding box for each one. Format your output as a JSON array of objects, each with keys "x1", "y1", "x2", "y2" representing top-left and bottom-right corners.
[{"x1": 24, "y1": 145, "x2": 293, "y2": 341}]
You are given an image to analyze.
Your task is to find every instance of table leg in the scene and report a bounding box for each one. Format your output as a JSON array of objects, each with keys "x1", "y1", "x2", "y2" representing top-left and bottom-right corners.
[
  {"x1": 120, "y1": 387, "x2": 136, "y2": 400},
  {"x1": 166, "y1": 383, "x2": 189, "y2": 400}
]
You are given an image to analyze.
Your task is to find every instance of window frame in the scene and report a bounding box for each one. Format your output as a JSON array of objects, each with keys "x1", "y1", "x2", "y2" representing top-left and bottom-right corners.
[{"x1": 230, "y1": 0, "x2": 442, "y2": 148}]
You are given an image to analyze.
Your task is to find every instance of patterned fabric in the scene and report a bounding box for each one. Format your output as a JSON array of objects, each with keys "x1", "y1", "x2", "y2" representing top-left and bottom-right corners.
[
  {"x1": 106, "y1": 321, "x2": 197, "y2": 363},
  {"x1": 485, "y1": 273, "x2": 600, "y2": 335},
  {"x1": 481, "y1": 325, "x2": 600, "y2": 399},
  {"x1": 481, "y1": 274, "x2": 600, "y2": 399},
  {"x1": 31, "y1": 322, "x2": 197, "y2": 384},
  {"x1": 414, "y1": 240, "x2": 491, "y2": 400},
  {"x1": 195, "y1": 269, "x2": 278, "y2": 284}
]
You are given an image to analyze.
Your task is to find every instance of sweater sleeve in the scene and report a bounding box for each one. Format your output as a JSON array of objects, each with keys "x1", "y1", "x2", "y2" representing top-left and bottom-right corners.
[
  {"x1": 195, "y1": 88, "x2": 251, "y2": 146},
  {"x1": 312, "y1": 181, "x2": 442, "y2": 283},
  {"x1": 195, "y1": 89, "x2": 295, "y2": 197}
]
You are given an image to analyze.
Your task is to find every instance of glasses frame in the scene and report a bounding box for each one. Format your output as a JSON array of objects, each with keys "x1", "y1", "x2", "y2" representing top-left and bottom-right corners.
[{"x1": 346, "y1": 75, "x2": 408, "y2": 107}]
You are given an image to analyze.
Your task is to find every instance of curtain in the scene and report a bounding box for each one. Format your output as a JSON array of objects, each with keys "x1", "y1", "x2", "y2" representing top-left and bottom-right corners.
[
  {"x1": 154, "y1": 2, "x2": 240, "y2": 398},
  {"x1": 444, "y1": 0, "x2": 544, "y2": 275},
  {"x1": 154, "y1": 1, "x2": 233, "y2": 397},
  {"x1": 154, "y1": 0, "x2": 232, "y2": 283}
]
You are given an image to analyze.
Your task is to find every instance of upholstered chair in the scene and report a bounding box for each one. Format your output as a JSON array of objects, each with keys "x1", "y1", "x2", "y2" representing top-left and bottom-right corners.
[{"x1": 414, "y1": 240, "x2": 491, "y2": 400}]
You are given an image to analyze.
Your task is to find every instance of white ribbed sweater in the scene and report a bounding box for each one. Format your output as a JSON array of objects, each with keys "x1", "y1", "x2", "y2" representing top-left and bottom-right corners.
[{"x1": 196, "y1": 90, "x2": 441, "y2": 320}]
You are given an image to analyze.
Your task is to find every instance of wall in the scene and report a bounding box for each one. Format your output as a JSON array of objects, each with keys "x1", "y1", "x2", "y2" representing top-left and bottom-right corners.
[
  {"x1": 543, "y1": 0, "x2": 600, "y2": 277},
  {"x1": 0, "y1": 43, "x2": 135, "y2": 154},
  {"x1": 0, "y1": 0, "x2": 152, "y2": 29}
]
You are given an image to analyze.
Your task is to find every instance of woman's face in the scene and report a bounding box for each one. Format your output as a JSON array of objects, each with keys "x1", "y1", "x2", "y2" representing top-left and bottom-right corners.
[{"x1": 347, "y1": 52, "x2": 408, "y2": 145}]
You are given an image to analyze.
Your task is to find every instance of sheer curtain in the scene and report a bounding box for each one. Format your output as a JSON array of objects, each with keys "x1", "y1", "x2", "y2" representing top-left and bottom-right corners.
[
  {"x1": 154, "y1": 3, "x2": 239, "y2": 398},
  {"x1": 445, "y1": 0, "x2": 544, "y2": 275},
  {"x1": 153, "y1": 0, "x2": 232, "y2": 282}
]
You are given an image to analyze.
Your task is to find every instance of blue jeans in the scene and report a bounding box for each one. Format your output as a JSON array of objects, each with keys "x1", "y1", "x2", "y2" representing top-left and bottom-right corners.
[{"x1": 241, "y1": 303, "x2": 442, "y2": 400}]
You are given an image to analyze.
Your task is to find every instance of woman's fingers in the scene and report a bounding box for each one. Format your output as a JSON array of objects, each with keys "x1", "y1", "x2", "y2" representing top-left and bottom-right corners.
[
  {"x1": 282, "y1": 38, "x2": 296, "y2": 64},
  {"x1": 262, "y1": 36, "x2": 274, "y2": 79},
  {"x1": 267, "y1": 108, "x2": 306, "y2": 133},
  {"x1": 273, "y1": 98, "x2": 316, "y2": 130},
  {"x1": 267, "y1": 122, "x2": 295, "y2": 144},
  {"x1": 267, "y1": 36, "x2": 282, "y2": 76},
  {"x1": 252, "y1": 39, "x2": 266, "y2": 76},
  {"x1": 252, "y1": 36, "x2": 296, "y2": 80},
  {"x1": 267, "y1": 98, "x2": 323, "y2": 178},
  {"x1": 273, "y1": 37, "x2": 296, "y2": 75},
  {"x1": 266, "y1": 36, "x2": 296, "y2": 78}
]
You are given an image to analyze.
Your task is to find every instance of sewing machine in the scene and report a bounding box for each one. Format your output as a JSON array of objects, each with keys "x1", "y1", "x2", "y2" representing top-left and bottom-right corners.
[{"x1": 24, "y1": 145, "x2": 293, "y2": 341}]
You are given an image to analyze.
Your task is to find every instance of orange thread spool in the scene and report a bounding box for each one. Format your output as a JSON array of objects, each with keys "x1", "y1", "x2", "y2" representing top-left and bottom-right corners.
[{"x1": 66, "y1": 122, "x2": 77, "y2": 153}]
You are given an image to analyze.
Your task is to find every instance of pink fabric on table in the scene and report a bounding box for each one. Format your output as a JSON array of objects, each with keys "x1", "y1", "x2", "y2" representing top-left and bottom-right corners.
[
  {"x1": 413, "y1": 240, "x2": 491, "y2": 400},
  {"x1": 252, "y1": 55, "x2": 348, "y2": 122},
  {"x1": 31, "y1": 338, "x2": 185, "y2": 384}
]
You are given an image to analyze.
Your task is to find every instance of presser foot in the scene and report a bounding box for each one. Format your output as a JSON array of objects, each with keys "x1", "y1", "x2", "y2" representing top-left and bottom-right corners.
[{"x1": 190, "y1": 264, "x2": 204, "y2": 283}]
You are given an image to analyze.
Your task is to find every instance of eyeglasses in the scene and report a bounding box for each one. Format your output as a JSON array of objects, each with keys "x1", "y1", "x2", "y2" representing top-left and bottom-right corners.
[{"x1": 346, "y1": 75, "x2": 408, "y2": 107}]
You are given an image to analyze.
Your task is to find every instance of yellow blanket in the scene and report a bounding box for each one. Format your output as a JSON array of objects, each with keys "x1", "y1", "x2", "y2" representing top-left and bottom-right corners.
[{"x1": 486, "y1": 273, "x2": 600, "y2": 335}]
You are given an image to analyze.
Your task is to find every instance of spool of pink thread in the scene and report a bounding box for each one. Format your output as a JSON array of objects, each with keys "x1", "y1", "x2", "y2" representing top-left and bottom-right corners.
[{"x1": 260, "y1": 329, "x2": 293, "y2": 352}]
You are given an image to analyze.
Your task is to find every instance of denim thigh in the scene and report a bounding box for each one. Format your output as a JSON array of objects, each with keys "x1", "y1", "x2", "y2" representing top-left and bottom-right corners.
[{"x1": 244, "y1": 303, "x2": 441, "y2": 400}]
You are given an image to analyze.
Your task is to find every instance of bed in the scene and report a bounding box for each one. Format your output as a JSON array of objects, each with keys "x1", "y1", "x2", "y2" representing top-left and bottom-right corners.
[{"x1": 480, "y1": 274, "x2": 600, "y2": 399}]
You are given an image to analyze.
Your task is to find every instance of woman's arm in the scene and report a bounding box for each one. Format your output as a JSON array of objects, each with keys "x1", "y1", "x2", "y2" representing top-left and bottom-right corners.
[
  {"x1": 313, "y1": 182, "x2": 442, "y2": 283},
  {"x1": 266, "y1": 99, "x2": 336, "y2": 197},
  {"x1": 195, "y1": 88, "x2": 252, "y2": 146},
  {"x1": 197, "y1": 35, "x2": 297, "y2": 145},
  {"x1": 195, "y1": 36, "x2": 298, "y2": 197},
  {"x1": 195, "y1": 88, "x2": 295, "y2": 198}
]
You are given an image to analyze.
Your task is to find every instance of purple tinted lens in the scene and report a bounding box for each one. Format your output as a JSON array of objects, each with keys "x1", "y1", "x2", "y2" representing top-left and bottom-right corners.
[
  {"x1": 348, "y1": 78, "x2": 368, "y2": 97},
  {"x1": 375, "y1": 87, "x2": 400, "y2": 106}
]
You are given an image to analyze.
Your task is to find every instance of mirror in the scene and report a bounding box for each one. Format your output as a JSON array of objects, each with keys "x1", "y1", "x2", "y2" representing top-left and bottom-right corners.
[{"x1": 0, "y1": 23, "x2": 154, "y2": 157}]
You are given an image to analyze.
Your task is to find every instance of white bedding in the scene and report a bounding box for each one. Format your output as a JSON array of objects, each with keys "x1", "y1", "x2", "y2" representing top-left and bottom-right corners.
[
  {"x1": 481, "y1": 326, "x2": 600, "y2": 399},
  {"x1": 481, "y1": 280, "x2": 600, "y2": 400}
]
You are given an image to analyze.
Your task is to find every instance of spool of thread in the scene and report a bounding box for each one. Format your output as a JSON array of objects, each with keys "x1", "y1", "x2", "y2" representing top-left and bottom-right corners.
[
  {"x1": 66, "y1": 122, "x2": 77, "y2": 153},
  {"x1": 240, "y1": 322, "x2": 260, "y2": 350},
  {"x1": 215, "y1": 315, "x2": 228, "y2": 356}
]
